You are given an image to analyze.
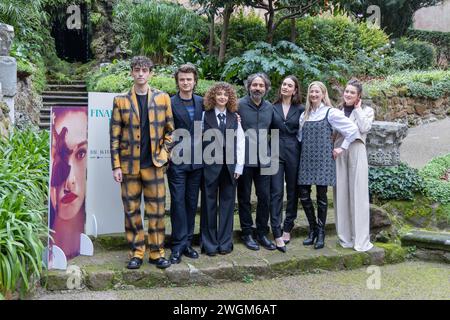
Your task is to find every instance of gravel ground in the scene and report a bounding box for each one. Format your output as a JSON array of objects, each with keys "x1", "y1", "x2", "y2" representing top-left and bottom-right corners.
[{"x1": 35, "y1": 261, "x2": 450, "y2": 300}]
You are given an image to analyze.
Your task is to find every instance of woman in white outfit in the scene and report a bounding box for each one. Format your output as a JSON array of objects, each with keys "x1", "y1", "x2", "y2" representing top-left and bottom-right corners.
[{"x1": 333, "y1": 79, "x2": 374, "y2": 252}]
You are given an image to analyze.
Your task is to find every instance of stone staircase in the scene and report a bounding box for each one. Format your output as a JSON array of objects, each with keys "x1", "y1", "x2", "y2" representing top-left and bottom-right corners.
[{"x1": 39, "y1": 80, "x2": 88, "y2": 130}]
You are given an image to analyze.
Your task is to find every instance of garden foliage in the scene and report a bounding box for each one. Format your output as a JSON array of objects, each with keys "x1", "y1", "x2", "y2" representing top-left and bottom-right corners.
[{"x1": 0, "y1": 129, "x2": 49, "y2": 299}]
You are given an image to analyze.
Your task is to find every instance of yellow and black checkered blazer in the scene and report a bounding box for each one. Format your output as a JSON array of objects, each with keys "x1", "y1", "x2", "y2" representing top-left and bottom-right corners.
[{"x1": 110, "y1": 85, "x2": 175, "y2": 175}]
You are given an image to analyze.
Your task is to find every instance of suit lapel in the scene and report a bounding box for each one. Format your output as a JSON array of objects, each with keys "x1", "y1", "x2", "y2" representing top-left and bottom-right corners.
[
  {"x1": 128, "y1": 86, "x2": 140, "y2": 120},
  {"x1": 225, "y1": 111, "x2": 234, "y2": 129},
  {"x1": 194, "y1": 95, "x2": 203, "y2": 121},
  {"x1": 147, "y1": 88, "x2": 156, "y2": 152},
  {"x1": 285, "y1": 105, "x2": 299, "y2": 122},
  {"x1": 273, "y1": 103, "x2": 285, "y2": 120},
  {"x1": 173, "y1": 94, "x2": 192, "y2": 128},
  {"x1": 205, "y1": 110, "x2": 219, "y2": 129}
]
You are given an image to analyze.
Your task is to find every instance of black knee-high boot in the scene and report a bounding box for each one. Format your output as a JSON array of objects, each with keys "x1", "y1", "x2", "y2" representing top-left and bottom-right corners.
[
  {"x1": 299, "y1": 186, "x2": 317, "y2": 246},
  {"x1": 314, "y1": 187, "x2": 328, "y2": 249}
]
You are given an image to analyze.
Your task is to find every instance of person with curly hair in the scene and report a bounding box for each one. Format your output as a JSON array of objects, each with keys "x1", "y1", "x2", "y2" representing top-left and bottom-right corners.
[{"x1": 200, "y1": 82, "x2": 245, "y2": 256}]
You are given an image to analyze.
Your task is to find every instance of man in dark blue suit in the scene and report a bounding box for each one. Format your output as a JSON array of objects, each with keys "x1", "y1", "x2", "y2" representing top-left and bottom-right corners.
[{"x1": 167, "y1": 64, "x2": 203, "y2": 264}]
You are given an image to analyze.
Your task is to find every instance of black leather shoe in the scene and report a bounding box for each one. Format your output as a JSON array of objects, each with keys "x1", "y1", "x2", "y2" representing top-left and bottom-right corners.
[
  {"x1": 183, "y1": 246, "x2": 199, "y2": 259},
  {"x1": 241, "y1": 235, "x2": 260, "y2": 251},
  {"x1": 206, "y1": 251, "x2": 217, "y2": 257},
  {"x1": 170, "y1": 251, "x2": 182, "y2": 264},
  {"x1": 127, "y1": 257, "x2": 143, "y2": 269},
  {"x1": 276, "y1": 245, "x2": 287, "y2": 253},
  {"x1": 256, "y1": 235, "x2": 276, "y2": 250},
  {"x1": 149, "y1": 257, "x2": 171, "y2": 269}
]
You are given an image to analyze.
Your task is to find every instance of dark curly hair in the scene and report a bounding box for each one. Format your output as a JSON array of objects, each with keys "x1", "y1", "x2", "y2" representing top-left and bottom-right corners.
[
  {"x1": 204, "y1": 82, "x2": 238, "y2": 113},
  {"x1": 130, "y1": 56, "x2": 154, "y2": 71}
]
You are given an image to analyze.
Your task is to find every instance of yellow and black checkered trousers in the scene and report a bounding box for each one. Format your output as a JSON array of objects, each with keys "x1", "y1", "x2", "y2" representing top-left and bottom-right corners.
[{"x1": 121, "y1": 166, "x2": 166, "y2": 260}]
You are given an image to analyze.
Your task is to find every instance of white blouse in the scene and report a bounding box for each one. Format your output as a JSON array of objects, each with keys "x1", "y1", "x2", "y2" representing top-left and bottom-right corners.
[{"x1": 297, "y1": 103, "x2": 359, "y2": 150}]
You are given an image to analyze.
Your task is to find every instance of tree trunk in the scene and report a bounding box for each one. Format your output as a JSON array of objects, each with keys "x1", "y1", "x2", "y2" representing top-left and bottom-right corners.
[
  {"x1": 266, "y1": 0, "x2": 275, "y2": 44},
  {"x1": 290, "y1": 18, "x2": 296, "y2": 43},
  {"x1": 208, "y1": 11, "x2": 215, "y2": 56},
  {"x1": 218, "y1": 3, "x2": 233, "y2": 64}
]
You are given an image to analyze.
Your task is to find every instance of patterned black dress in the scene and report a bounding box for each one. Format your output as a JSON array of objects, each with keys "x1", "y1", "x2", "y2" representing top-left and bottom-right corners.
[{"x1": 297, "y1": 108, "x2": 336, "y2": 186}]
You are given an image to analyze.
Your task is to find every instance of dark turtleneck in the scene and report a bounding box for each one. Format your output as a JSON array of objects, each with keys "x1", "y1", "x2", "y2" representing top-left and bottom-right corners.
[{"x1": 343, "y1": 104, "x2": 354, "y2": 118}]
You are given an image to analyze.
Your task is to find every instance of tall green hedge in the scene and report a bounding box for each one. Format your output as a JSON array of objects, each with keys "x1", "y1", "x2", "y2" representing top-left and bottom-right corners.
[{"x1": 407, "y1": 29, "x2": 450, "y2": 63}]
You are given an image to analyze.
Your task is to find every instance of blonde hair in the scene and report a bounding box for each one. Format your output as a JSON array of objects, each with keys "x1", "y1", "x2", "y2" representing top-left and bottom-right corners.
[{"x1": 302, "y1": 81, "x2": 333, "y2": 126}]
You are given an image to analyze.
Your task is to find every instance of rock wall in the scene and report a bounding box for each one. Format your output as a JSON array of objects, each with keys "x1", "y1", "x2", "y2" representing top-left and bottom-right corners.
[
  {"x1": 365, "y1": 95, "x2": 450, "y2": 127},
  {"x1": 0, "y1": 23, "x2": 15, "y2": 137},
  {"x1": 14, "y1": 77, "x2": 42, "y2": 129},
  {"x1": 90, "y1": 0, "x2": 127, "y2": 62}
]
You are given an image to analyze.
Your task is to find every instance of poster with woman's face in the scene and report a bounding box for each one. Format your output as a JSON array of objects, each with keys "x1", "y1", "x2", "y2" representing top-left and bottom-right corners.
[{"x1": 48, "y1": 106, "x2": 88, "y2": 264}]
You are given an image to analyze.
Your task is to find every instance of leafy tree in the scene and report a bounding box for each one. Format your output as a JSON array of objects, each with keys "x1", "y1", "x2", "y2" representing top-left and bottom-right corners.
[
  {"x1": 246, "y1": 0, "x2": 357, "y2": 43},
  {"x1": 346, "y1": 0, "x2": 443, "y2": 38},
  {"x1": 191, "y1": 0, "x2": 251, "y2": 63}
]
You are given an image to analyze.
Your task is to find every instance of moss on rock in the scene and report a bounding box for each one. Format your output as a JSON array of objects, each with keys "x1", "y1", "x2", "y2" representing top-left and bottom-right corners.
[{"x1": 375, "y1": 243, "x2": 407, "y2": 264}]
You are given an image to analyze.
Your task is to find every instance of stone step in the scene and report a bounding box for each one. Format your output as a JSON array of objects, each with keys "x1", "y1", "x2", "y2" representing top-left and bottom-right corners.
[
  {"x1": 48, "y1": 80, "x2": 85, "y2": 85},
  {"x1": 46, "y1": 84, "x2": 87, "y2": 92},
  {"x1": 401, "y1": 230, "x2": 450, "y2": 252},
  {"x1": 42, "y1": 95, "x2": 88, "y2": 102},
  {"x1": 43, "y1": 102, "x2": 88, "y2": 107},
  {"x1": 44, "y1": 236, "x2": 387, "y2": 291},
  {"x1": 42, "y1": 91, "x2": 88, "y2": 97},
  {"x1": 39, "y1": 123, "x2": 50, "y2": 130},
  {"x1": 92, "y1": 211, "x2": 336, "y2": 250}
]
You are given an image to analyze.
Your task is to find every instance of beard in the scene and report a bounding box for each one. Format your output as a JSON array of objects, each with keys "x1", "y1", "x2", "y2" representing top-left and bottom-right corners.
[{"x1": 250, "y1": 90, "x2": 265, "y2": 100}]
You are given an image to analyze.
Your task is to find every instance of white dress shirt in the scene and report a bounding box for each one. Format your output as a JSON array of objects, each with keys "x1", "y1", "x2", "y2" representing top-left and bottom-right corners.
[
  {"x1": 297, "y1": 103, "x2": 359, "y2": 150},
  {"x1": 201, "y1": 108, "x2": 245, "y2": 175}
]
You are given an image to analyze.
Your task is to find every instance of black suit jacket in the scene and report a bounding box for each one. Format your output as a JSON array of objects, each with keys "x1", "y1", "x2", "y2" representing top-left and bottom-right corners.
[
  {"x1": 170, "y1": 93, "x2": 204, "y2": 170},
  {"x1": 271, "y1": 103, "x2": 304, "y2": 164},
  {"x1": 202, "y1": 109, "x2": 238, "y2": 184}
]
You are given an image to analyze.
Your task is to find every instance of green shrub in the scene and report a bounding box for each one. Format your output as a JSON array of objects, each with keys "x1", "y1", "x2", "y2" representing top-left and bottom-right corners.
[
  {"x1": 420, "y1": 154, "x2": 450, "y2": 204},
  {"x1": 0, "y1": 129, "x2": 49, "y2": 298},
  {"x1": 276, "y1": 14, "x2": 389, "y2": 62},
  {"x1": 394, "y1": 38, "x2": 436, "y2": 70},
  {"x1": 369, "y1": 163, "x2": 424, "y2": 202},
  {"x1": 121, "y1": 0, "x2": 209, "y2": 63},
  {"x1": 364, "y1": 70, "x2": 450, "y2": 100},
  {"x1": 226, "y1": 10, "x2": 266, "y2": 58},
  {"x1": 86, "y1": 60, "x2": 228, "y2": 96},
  {"x1": 170, "y1": 40, "x2": 224, "y2": 80},
  {"x1": 222, "y1": 41, "x2": 351, "y2": 97},
  {"x1": 353, "y1": 48, "x2": 417, "y2": 77},
  {"x1": 406, "y1": 29, "x2": 450, "y2": 64}
]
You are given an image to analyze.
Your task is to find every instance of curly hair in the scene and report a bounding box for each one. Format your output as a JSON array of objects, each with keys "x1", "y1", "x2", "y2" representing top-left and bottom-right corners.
[
  {"x1": 130, "y1": 56, "x2": 154, "y2": 71},
  {"x1": 204, "y1": 82, "x2": 238, "y2": 113}
]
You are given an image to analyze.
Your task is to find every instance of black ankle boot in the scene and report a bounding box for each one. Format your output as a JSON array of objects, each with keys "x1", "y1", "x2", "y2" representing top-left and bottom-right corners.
[
  {"x1": 314, "y1": 227, "x2": 325, "y2": 249},
  {"x1": 303, "y1": 226, "x2": 318, "y2": 246}
]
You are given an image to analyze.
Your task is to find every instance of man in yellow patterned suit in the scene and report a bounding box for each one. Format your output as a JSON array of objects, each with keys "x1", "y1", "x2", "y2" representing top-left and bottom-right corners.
[{"x1": 110, "y1": 56, "x2": 174, "y2": 269}]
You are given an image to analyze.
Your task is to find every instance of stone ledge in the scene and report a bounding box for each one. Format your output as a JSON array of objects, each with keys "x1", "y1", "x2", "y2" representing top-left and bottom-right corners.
[
  {"x1": 401, "y1": 230, "x2": 450, "y2": 252},
  {"x1": 42, "y1": 236, "x2": 387, "y2": 292}
]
